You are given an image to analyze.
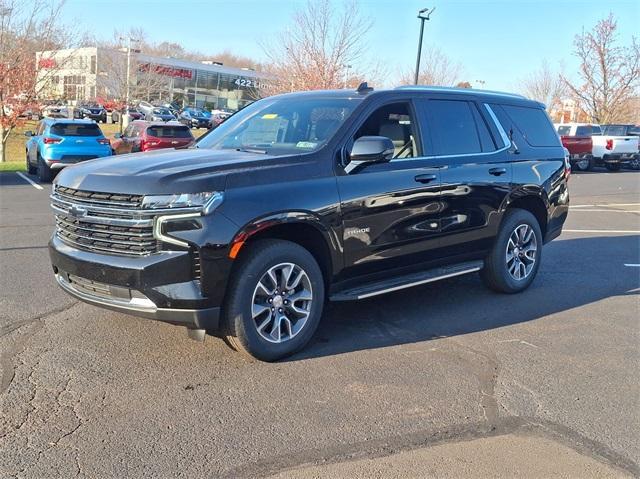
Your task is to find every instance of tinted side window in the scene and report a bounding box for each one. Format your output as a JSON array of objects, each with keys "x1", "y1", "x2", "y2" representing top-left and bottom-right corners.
[
  {"x1": 427, "y1": 100, "x2": 480, "y2": 155},
  {"x1": 557, "y1": 126, "x2": 571, "y2": 136},
  {"x1": 500, "y1": 105, "x2": 559, "y2": 147},
  {"x1": 470, "y1": 103, "x2": 496, "y2": 152}
]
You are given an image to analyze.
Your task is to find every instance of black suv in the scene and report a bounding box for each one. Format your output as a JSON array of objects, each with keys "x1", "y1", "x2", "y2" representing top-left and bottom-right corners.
[
  {"x1": 74, "y1": 102, "x2": 107, "y2": 123},
  {"x1": 49, "y1": 85, "x2": 569, "y2": 361}
]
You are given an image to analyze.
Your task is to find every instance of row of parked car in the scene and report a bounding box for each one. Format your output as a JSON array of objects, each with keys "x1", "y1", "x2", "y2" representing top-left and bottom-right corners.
[
  {"x1": 555, "y1": 123, "x2": 640, "y2": 171},
  {"x1": 33, "y1": 100, "x2": 234, "y2": 130},
  {"x1": 24, "y1": 118, "x2": 197, "y2": 182}
]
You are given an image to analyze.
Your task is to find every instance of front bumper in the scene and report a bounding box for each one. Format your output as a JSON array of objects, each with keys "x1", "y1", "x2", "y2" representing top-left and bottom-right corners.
[{"x1": 49, "y1": 235, "x2": 220, "y2": 330}]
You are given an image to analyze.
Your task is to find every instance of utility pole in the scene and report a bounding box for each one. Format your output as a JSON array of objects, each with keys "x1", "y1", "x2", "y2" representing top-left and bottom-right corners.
[{"x1": 414, "y1": 7, "x2": 435, "y2": 85}]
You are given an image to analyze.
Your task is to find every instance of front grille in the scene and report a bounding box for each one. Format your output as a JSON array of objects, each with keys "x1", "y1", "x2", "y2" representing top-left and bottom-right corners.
[{"x1": 52, "y1": 185, "x2": 158, "y2": 257}]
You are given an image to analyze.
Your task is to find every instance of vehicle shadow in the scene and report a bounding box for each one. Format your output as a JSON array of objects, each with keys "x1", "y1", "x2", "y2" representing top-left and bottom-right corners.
[{"x1": 287, "y1": 235, "x2": 640, "y2": 361}]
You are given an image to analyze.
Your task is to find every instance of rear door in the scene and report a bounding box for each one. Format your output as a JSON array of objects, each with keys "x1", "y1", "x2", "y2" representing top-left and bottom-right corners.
[
  {"x1": 337, "y1": 98, "x2": 444, "y2": 279},
  {"x1": 416, "y1": 97, "x2": 513, "y2": 258}
]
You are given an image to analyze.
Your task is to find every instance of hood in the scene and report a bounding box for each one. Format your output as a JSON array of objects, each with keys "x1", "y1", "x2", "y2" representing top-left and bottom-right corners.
[{"x1": 54, "y1": 147, "x2": 294, "y2": 195}]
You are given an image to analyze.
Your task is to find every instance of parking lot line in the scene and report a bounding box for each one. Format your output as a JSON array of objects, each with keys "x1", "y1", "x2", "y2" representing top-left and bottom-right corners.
[
  {"x1": 570, "y1": 203, "x2": 640, "y2": 208},
  {"x1": 563, "y1": 229, "x2": 640, "y2": 234},
  {"x1": 624, "y1": 264, "x2": 640, "y2": 267},
  {"x1": 15, "y1": 172, "x2": 44, "y2": 190},
  {"x1": 568, "y1": 209, "x2": 640, "y2": 213}
]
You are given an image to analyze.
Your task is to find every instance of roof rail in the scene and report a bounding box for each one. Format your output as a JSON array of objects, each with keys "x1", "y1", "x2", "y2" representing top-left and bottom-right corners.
[{"x1": 394, "y1": 85, "x2": 526, "y2": 100}]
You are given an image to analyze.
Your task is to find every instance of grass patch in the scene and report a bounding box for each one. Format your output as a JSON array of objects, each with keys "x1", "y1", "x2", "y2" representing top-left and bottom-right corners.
[{"x1": 0, "y1": 161, "x2": 26, "y2": 172}]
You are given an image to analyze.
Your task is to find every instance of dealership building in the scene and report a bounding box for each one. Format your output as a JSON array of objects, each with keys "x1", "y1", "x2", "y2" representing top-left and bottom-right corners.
[{"x1": 36, "y1": 46, "x2": 267, "y2": 110}]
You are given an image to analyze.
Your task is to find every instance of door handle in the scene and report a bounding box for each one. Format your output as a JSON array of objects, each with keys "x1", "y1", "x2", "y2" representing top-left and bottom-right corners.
[
  {"x1": 414, "y1": 174, "x2": 437, "y2": 183},
  {"x1": 488, "y1": 167, "x2": 507, "y2": 176}
]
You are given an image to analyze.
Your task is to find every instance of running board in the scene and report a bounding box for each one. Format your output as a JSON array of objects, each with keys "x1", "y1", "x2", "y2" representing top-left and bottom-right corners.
[{"x1": 330, "y1": 260, "x2": 484, "y2": 301}]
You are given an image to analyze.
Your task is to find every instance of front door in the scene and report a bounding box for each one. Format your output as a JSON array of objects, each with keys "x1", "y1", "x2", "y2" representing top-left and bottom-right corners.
[{"x1": 337, "y1": 100, "x2": 444, "y2": 279}]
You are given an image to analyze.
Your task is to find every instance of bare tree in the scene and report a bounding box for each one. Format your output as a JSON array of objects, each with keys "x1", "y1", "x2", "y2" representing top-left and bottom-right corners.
[
  {"x1": 397, "y1": 47, "x2": 463, "y2": 86},
  {"x1": 260, "y1": 0, "x2": 373, "y2": 95},
  {"x1": 0, "y1": 0, "x2": 76, "y2": 162},
  {"x1": 519, "y1": 61, "x2": 567, "y2": 112},
  {"x1": 563, "y1": 13, "x2": 640, "y2": 124}
]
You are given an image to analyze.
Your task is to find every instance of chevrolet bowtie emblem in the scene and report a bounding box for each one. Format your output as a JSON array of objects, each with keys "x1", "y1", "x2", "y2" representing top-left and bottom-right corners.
[{"x1": 69, "y1": 205, "x2": 88, "y2": 218}]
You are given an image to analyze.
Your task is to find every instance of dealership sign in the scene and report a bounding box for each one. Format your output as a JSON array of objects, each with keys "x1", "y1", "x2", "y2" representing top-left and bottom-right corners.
[
  {"x1": 139, "y1": 63, "x2": 193, "y2": 80},
  {"x1": 38, "y1": 58, "x2": 57, "y2": 69}
]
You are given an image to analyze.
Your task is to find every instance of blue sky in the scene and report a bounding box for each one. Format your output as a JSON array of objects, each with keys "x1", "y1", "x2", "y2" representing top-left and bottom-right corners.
[{"x1": 63, "y1": 0, "x2": 639, "y2": 91}]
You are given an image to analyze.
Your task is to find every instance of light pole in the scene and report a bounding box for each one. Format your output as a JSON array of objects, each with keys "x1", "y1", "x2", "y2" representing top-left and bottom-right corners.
[
  {"x1": 414, "y1": 7, "x2": 435, "y2": 85},
  {"x1": 343, "y1": 64, "x2": 352, "y2": 88},
  {"x1": 119, "y1": 37, "x2": 140, "y2": 107}
]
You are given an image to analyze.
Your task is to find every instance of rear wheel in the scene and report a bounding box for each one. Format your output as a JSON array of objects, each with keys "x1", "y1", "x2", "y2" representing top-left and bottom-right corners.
[
  {"x1": 223, "y1": 239, "x2": 325, "y2": 361},
  {"x1": 37, "y1": 155, "x2": 53, "y2": 182},
  {"x1": 26, "y1": 151, "x2": 37, "y2": 175},
  {"x1": 481, "y1": 208, "x2": 542, "y2": 294},
  {"x1": 605, "y1": 163, "x2": 621, "y2": 172},
  {"x1": 573, "y1": 156, "x2": 593, "y2": 172},
  {"x1": 628, "y1": 157, "x2": 640, "y2": 170}
]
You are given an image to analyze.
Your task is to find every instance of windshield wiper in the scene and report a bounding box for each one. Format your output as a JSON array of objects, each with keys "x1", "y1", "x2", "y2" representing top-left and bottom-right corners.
[{"x1": 236, "y1": 147, "x2": 267, "y2": 154}]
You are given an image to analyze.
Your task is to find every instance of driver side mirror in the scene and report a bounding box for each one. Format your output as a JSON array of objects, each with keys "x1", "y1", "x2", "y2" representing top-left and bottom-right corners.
[{"x1": 345, "y1": 136, "x2": 394, "y2": 173}]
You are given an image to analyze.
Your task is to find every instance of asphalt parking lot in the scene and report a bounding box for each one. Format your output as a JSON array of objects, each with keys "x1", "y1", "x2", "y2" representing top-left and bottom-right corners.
[{"x1": 0, "y1": 168, "x2": 638, "y2": 478}]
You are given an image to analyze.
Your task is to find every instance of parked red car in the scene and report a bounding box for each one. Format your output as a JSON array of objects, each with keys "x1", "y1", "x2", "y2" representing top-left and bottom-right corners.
[
  {"x1": 556, "y1": 123, "x2": 596, "y2": 171},
  {"x1": 111, "y1": 121, "x2": 194, "y2": 154}
]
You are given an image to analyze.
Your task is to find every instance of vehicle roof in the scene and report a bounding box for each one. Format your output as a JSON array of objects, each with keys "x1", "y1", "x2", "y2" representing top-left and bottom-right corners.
[
  {"x1": 43, "y1": 118, "x2": 97, "y2": 125},
  {"x1": 131, "y1": 120, "x2": 187, "y2": 127},
  {"x1": 271, "y1": 85, "x2": 544, "y2": 108}
]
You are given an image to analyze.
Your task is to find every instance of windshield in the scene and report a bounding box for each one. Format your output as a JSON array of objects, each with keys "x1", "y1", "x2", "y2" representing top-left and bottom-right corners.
[
  {"x1": 51, "y1": 123, "x2": 102, "y2": 136},
  {"x1": 153, "y1": 108, "x2": 171, "y2": 115},
  {"x1": 147, "y1": 125, "x2": 193, "y2": 138},
  {"x1": 196, "y1": 96, "x2": 360, "y2": 154}
]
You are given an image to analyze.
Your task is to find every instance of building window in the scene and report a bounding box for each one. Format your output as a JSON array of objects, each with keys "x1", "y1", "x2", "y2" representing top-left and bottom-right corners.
[{"x1": 90, "y1": 55, "x2": 96, "y2": 74}]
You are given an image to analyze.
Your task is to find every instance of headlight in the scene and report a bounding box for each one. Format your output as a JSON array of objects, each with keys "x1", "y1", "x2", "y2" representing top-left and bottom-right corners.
[{"x1": 142, "y1": 191, "x2": 223, "y2": 214}]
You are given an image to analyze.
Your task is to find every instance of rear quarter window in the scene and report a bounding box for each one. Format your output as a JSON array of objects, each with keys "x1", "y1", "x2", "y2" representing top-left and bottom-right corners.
[
  {"x1": 50, "y1": 123, "x2": 102, "y2": 137},
  {"x1": 500, "y1": 105, "x2": 559, "y2": 147},
  {"x1": 575, "y1": 126, "x2": 592, "y2": 136},
  {"x1": 146, "y1": 126, "x2": 193, "y2": 138}
]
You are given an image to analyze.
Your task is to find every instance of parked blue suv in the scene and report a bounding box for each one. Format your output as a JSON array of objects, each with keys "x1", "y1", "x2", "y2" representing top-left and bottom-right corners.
[{"x1": 25, "y1": 119, "x2": 112, "y2": 182}]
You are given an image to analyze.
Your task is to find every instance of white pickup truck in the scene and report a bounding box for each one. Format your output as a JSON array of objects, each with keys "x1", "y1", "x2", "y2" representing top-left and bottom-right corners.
[{"x1": 592, "y1": 124, "x2": 640, "y2": 171}]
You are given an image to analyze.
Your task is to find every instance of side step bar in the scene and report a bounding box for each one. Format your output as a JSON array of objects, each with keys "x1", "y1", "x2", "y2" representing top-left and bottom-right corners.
[{"x1": 330, "y1": 260, "x2": 483, "y2": 301}]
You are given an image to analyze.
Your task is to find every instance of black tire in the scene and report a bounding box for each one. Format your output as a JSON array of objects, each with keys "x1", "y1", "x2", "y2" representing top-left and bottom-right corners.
[
  {"x1": 37, "y1": 156, "x2": 53, "y2": 182},
  {"x1": 573, "y1": 156, "x2": 593, "y2": 172},
  {"x1": 480, "y1": 208, "x2": 543, "y2": 294},
  {"x1": 26, "y1": 151, "x2": 37, "y2": 175},
  {"x1": 222, "y1": 239, "x2": 325, "y2": 361},
  {"x1": 628, "y1": 157, "x2": 640, "y2": 170},
  {"x1": 605, "y1": 162, "x2": 621, "y2": 171}
]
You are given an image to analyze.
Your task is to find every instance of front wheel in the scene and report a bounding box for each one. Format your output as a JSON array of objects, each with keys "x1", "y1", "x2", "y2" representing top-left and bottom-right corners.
[
  {"x1": 481, "y1": 208, "x2": 542, "y2": 294},
  {"x1": 223, "y1": 239, "x2": 325, "y2": 361}
]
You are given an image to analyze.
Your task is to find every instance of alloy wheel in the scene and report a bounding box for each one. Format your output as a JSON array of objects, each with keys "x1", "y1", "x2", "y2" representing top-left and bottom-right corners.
[
  {"x1": 505, "y1": 224, "x2": 538, "y2": 281},
  {"x1": 251, "y1": 262, "x2": 313, "y2": 343}
]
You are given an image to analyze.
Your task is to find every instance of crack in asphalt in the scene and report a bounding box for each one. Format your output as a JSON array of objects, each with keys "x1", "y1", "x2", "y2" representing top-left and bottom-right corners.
[
  {"x1": 0, "y1": 246, "x2": 49, "y2": 252},
  {"x1": 0, "y1": 301, "x2": 77, "y2": 395},
  {"x1": 222, "y1": 341, "x2": 639, "y2": 479}
]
